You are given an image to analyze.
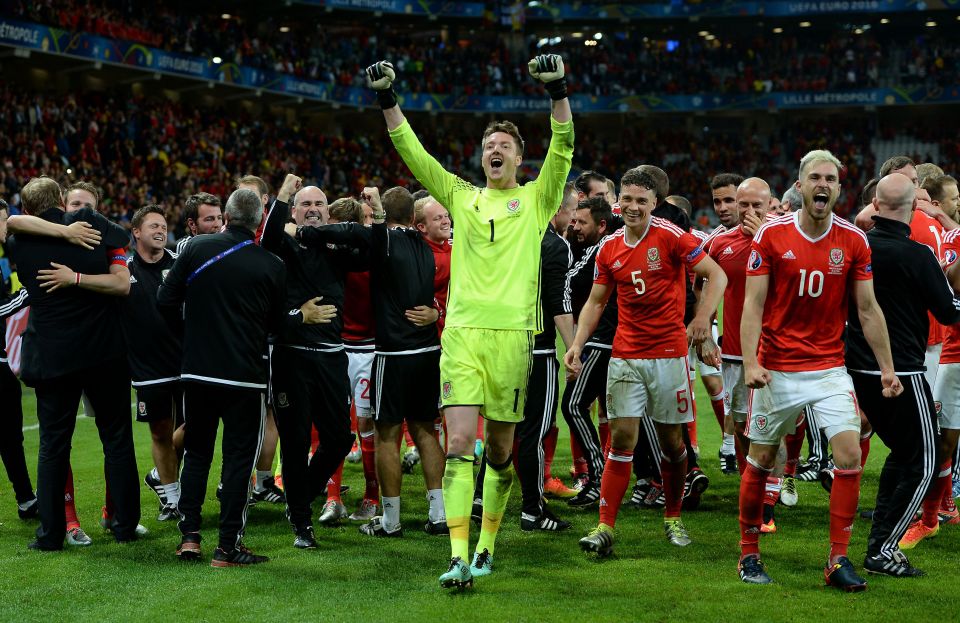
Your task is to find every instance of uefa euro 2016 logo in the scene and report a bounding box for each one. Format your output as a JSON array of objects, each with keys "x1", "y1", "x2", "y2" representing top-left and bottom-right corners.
[{"x1": 748, "y1": 249, "x2": 762, "y2": 270}]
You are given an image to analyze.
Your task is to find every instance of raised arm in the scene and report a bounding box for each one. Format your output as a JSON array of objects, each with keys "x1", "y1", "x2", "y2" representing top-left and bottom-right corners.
[
  {"x1": 260, "y1": 173, "x2": 302, "y2": 254},
  {"x1": 367, "y1": 60, "x2": 465, "y2": 212},
  {"x1": 528, "y1": 54, "x2": 574, "y2": 225}
]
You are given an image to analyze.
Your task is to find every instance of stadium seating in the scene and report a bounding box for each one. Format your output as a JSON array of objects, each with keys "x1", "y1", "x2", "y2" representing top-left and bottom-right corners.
[{"x1": 12, "y1": 2, "x2": 960, "y2": 97}]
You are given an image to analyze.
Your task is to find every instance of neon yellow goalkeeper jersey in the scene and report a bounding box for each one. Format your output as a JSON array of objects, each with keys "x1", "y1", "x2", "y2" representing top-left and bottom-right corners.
[{"x1": 389, "y1": 116, "x2": 574, "y2": 332}]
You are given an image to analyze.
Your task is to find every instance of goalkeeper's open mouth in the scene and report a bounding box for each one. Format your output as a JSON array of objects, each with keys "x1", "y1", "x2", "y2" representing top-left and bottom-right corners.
[{"x1": 489, "y1": 155, "x2": 504, "y2": 171}]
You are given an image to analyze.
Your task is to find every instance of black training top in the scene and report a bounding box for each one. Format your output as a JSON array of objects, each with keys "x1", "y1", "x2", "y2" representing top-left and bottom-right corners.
[
  {"x1": 534, "y1": 223, "x2": 573, "y2": 353},
  {"x1": 10, "y1": 207, "x2": 129, "y2": 381},
  {"x1": 846, "y1": 216, "x2": 960, "y2": 374},
  {"x1": 121, "y1": 249, "x2": 182, "y2": 385},
  {"x1": 157, "y1": 225, "x2": 287, "y2": 389},
  {"x1": 298, "y1": 222, "x2": 440, "y2": 355}
]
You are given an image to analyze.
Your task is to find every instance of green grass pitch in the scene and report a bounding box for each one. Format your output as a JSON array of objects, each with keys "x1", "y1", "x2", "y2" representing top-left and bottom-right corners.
[{"x1": 0, "y1": 382, "x2": 957, "y2": 622}]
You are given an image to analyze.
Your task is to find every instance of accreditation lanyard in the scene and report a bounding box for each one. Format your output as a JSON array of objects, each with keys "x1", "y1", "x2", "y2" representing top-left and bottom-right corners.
[{"x1": 186, "y1": 239, "x2": 253, "y2": 286}]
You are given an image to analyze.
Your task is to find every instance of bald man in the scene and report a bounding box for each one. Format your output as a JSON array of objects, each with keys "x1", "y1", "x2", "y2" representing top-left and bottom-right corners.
[
  {"x1": 847, "y1": 173, "x2": 960, "y2": 576},
  {"x1": 704, "y1": 178, "x2": 771, "y2": 477}
]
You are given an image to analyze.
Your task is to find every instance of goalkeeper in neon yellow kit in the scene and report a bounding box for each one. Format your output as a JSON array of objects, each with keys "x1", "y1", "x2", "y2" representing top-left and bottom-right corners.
[{"x1": 366, "y1": 55, "x2": 573, "y2": 589}]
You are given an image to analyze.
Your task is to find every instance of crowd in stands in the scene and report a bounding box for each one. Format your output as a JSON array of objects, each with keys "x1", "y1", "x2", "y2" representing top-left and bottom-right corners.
[
  {"x1": 2, "y1": 81, "x2": 957, "y2": 241},
  {"x1": 11, "y1": 1, "x2": 960, "y2": 97}
]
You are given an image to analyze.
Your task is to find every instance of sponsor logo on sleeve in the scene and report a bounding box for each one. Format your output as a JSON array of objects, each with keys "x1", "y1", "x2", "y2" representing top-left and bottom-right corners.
[
  {"x1": 946, "y1": 249, "x2": 958, "y2": 266},
  {"x1": 686, "y1": 246, "x2": 703, "y2": 262}
]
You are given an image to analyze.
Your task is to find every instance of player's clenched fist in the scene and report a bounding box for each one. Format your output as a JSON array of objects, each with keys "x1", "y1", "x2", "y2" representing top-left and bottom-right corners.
[
  {"x1": 527, "y1": 54, "x2": 568, "y2": 100},
  {"x1": 366, "y1": 61, "x2": 396, "y2": 90},
  {"x1": 744, "y1": 362, "x2": 772, "y2": 389},
  {"x1": 366, "y1": 61, "x2": 399, "y2": 109},
  {"x1": 528, "y1": 54, "x2": 564, "y2": 82},
  {"x1": 277, "y1": 173, "x2": 302, "y2": 203}
]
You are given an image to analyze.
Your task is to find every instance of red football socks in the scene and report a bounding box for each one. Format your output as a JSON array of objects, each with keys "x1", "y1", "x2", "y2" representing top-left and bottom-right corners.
[
  {"x1": 360, "y1": 431, "x2": 378, "y2": 501},
  {"x1": 598, "y1": 450, "x2": 633, "y2": 528},
  {"x1": 923, "y1": 462, "x2": 952, "y2": 529},
  {"x1": 661, "y1": 452, "x2": 687, "y2": 519},
  {"x1": 327, "y1": 460, "x2": 344, "y2": 502},
  {"x1": 829, "y1": 468, "x2": 862, "y2": 563},
  {"x1": 65, "y1": 467, "x2": 80, "y2": 530},
  {"x1": 739, "y1": 462, "x2": 768, "y2": 558},
  {"x1": 543, "y1": 426, "x2": 559, "y2": 480}
]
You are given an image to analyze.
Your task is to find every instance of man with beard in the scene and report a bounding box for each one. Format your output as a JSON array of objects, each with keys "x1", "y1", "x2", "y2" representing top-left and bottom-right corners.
[
  {"x1": 175, "y1": 193, "x2": 223, "y2": 254},
  {"x1": 563, "y1": 196, "x2": 619, "y2": 509}
]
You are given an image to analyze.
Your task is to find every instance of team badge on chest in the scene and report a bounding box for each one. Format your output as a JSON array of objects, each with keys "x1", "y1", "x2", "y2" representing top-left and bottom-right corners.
[
  {"x1": 828, "y1": 247, "x2": 844, "y2": 275},
  {"x1": 507, "y1": 199, "x2": 520, "y2": 214},
  {"x1": 647, "y1": 247, "x2": 662, "y2": 271}
]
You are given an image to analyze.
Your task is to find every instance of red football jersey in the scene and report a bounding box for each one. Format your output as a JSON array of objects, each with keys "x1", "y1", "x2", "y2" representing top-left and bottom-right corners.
[
  {"x1": 342, "y1": 271, "x2": 375, "y2": 344},
  {"x1": 910, "y1": 210, "x2": 945, "y2": 346},
  {"x1": 748, "y1": 212, "x2": 872, "y2": 372},
  {"x1": 707, "y1": 225, "x2": 754, "y2": 359},
  {"x1": 939, "y1": 228, "x2": 960, "y2": 364},
  {"x1": 594, "y1": 217, "x2": 707, "y2": 359},
  {"x1": 425, "y1": 236, "x2": 451, "y2": 336}
]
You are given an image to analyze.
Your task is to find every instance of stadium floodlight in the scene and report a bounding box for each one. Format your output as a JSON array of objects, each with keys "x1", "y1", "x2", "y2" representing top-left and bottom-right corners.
[
  {"x1": 799, "y1": 21, "x2": 811, "y2": 27},
  {"x1": 280, "y1": 26, "x2": 290, "y2": 33},
  {"x1": 926, "y1": 20, "x2": 937, "y2": 27},
  {"x1": 212, "y1": 56, "x2": 223, "y2": 64},
  {"x1": 221, "y1": 13, "x2": 231, "y2": 19},
  {"x1": 697, "y1": 30, "x2": 708, "y2": 36},
  {"x1": 66, "y1": 168, "x2": 73, "y2": 175},
  {"x1": 772, "y1": 27, "x2": 783, "y2": 34},
  {"x1": 705, "y1": 34, "x2": 716, "y2": 41},
  {"x1": 550, "y1": 36, "x2": 561, "y2": 45},
  {"x1": 593, "y1": 32, "x2": 602, "y2": 40},
  {"x1": 537, "y1": 37, "x2": 549, "y2": 48},
  {"x1": 572, "y1": 32, "x2": 583, "y2": 38},
  {"x1": 880, "y1": 18, "x2": 889, "y2": 24}
]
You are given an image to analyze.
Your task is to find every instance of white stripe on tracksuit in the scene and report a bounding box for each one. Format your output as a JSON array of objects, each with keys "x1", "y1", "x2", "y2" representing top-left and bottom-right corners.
[
  {"x1": 237, "y1": 394, "x2": 267, "y2": 550},
  {"x1": 532, "y1": 357, "x2": 558, "y2": 510},
  {"x1": 879, "y1": 375, "x2": 937, "y2": 558},
  {"x1": 564, "y1": 348, "x2": 605, "y2": 478}
]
